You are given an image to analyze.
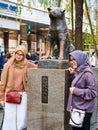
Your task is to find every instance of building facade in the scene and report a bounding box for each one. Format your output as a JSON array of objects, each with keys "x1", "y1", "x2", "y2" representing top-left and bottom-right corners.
[{"x1": 0, "y1": 0, "x2": 50, "y2": 54}]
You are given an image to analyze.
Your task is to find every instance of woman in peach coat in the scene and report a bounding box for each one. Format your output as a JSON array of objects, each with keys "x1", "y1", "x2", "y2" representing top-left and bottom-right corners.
[{"x1": 0, "y1": 45, "x2": 37, "y2": 130}]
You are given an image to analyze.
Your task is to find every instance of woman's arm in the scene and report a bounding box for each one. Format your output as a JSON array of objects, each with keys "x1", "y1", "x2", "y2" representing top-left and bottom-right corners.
[
  {"x1": 73, "y1": 72, "x2": 98, "y2": 100},
  {"x1": 27, "y1": 61, "x2": 38, "y2": 68}
]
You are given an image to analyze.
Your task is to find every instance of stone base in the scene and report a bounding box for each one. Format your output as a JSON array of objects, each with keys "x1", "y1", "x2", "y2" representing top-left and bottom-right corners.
[
  {"x1": 38, "y1": 59, "x2": 70, "y2": 69},
  {"x1": 27, "y1": 68, "x2": 71, "y2": 130}
]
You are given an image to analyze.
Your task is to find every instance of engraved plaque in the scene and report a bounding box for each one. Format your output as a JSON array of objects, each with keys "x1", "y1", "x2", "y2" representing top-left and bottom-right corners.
[{"x1": 41, "y1": 76, "x2": 48, "y2": 103}]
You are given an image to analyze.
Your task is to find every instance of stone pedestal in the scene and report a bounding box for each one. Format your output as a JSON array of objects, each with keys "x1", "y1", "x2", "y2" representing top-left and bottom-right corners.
[
  {"x1": 27, "y1": 68, "x2": 71, "y2": 130},
  {"x1": 38, "y1": 59, "x2": 70, "y2": 69}
]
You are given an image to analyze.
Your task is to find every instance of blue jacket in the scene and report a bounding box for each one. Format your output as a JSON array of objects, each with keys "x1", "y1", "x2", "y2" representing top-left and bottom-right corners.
[{"x1": 0, "y1": 51, "x2": 5, "y2": 69}]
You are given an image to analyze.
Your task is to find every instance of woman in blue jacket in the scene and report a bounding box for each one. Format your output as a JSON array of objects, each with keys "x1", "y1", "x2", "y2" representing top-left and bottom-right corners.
[
  {"x1": 67, "y1": 50, "x2": 98, "y2": 130},
  {"x1": 0, "y1": 51, "x2": 5, "y2": 77}
]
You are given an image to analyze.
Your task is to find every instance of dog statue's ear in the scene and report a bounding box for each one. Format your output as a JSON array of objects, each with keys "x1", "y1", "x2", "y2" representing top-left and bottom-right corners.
[
  {"x1": 61, "y1": 9, "x2": 65, "y2": 13},
  {"x1": 47, "y1": 8, "x2": 51, "y2": 12}
]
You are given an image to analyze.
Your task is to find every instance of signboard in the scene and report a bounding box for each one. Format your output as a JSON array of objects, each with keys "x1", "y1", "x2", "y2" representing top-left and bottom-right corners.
[{"x1": 0, "y1": 1, "x2": 17, "y2": 12}]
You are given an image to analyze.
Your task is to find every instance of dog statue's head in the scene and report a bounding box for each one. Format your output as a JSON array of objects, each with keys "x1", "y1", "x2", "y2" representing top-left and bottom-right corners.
[{"x1": 47, "y1": 8, "x2": 65, "y2": 19}]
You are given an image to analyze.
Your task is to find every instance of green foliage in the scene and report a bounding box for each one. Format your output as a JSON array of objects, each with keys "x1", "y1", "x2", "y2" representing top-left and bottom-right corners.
[
  {"x1": 83, "y1": 27, "x2": 94, "y2": 49},
  {"x1": 39, "y1": 0, "x2": 49, "y2": 8},
  {"x1": 16, "y1": 0, "x2": 24, "y2": 15},
  {"x1": 16, "y1": 0, "x2": 33, "y2": 15},
  {"x1": 66, "y1": 2, "x2": 71, "y2": 12},
  {"x1": 27, "y1": 0, "x2": 33, "y2": 14},
  {"x1": 95, "y1": 24, "x2": 98, "y2": 44},
  {"x1": 39, "y1": 0, "x2": 60, "y2": 8}
]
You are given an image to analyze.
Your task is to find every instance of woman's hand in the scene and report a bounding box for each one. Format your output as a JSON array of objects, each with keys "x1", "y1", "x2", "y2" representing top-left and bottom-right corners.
[
  {"x1": 0, "y1": 101, "x2": 4, "y2": 107},
  {"x1": 68, "y1": 67, "x2": 75, "y2": 74},
  {"x1": 70, "y1": 87, "x2": 75, "y2": 94}
]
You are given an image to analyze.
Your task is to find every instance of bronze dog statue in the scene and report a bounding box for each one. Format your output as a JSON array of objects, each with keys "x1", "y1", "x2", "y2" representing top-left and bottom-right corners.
[{"x1": 47, "y1": 8, "x2": 74, "y2": 59}]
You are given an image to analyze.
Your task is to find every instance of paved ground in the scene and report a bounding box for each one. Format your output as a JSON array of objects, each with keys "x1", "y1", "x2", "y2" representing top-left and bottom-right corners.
[
  {"x1": 91, "y1": 121, "x2": 98, "y2": 130},
  {"x1": 0, "y1": 108, "x2": 97, "y2": 130},
  {"x1": 90, "y1": 105, "x2": 98, "y2": 130}
]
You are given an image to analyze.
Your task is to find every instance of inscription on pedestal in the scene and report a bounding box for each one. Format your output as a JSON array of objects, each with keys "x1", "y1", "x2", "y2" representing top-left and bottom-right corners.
[{"x1": 41, "y1": 76, "x2": 48, "y2": 103}]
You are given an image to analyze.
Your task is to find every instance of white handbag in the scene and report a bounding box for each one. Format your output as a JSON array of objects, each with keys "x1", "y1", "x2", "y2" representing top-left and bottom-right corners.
[{"x1": 69, "y1": 108, "x2": 85, "y2": 127}]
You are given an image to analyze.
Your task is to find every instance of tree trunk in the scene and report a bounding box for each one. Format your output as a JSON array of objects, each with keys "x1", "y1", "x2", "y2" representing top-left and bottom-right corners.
[
  {"x1": 74, "y1": 0, "x2": 84, "y2": 50},
  {"x1": 96, "y1": 0, "x2": 98, "y2": 58},
  {"x1": 71, "y1": 0, "x2": 74, "y2": 44}
]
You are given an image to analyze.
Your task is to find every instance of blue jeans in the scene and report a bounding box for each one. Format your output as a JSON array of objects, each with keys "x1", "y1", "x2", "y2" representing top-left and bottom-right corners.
[{"x1": 73, "y1": 113, "x2": 92, "y2": 130}]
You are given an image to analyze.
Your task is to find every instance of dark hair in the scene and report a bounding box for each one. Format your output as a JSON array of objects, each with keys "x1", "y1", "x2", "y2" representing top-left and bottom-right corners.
[
  {"x1": 92, "y1": 51, "x2": 95, "y2": 55},
  {"x1": 37, "y1": 48, "x2": 40, "y2": 51}
]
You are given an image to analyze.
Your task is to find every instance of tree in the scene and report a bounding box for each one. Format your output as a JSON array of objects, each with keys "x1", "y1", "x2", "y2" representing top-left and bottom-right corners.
[
  {"x1": 74, "y1": 0, "x2": 84, "y2": 50},
  {"x1": 71, "y1": 0, "x2": 75, "y2": 44}
]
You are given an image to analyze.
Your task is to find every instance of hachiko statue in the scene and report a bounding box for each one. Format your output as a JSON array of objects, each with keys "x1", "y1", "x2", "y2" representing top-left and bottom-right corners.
[{"x1": 47, "y1": 8, "x2": 74, "y2": 59}]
